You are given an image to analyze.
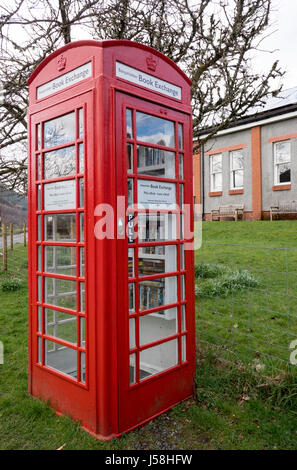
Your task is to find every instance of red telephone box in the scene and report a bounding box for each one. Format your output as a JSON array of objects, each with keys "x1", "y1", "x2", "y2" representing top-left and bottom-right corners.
[{"x1": 27, "y1": 40, "x2": 195, "y2": 440}]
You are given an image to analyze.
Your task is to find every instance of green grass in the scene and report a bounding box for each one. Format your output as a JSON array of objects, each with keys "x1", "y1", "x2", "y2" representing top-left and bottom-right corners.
[
  {"x1": 1, "y1": 228, "x2": 297, "y2": 449},
  {"x1": 196, "y1": 220, "x2": 297, "y2": 373}
]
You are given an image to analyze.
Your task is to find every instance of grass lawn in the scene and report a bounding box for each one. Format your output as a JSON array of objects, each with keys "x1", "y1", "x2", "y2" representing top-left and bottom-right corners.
[
  {"x1": 196, "y1": 220, "x2": 297, "y2": 373},
  {"x1": 1, "y1": 225, "x2": 297, "y2": 450}
]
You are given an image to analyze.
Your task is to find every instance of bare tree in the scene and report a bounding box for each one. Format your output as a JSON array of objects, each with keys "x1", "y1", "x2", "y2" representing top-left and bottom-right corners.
[{"x1": 0, "y1": 0, "x2": 283, "y2": 193}]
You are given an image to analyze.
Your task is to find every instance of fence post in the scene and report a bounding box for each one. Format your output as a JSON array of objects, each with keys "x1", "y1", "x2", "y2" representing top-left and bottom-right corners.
[
  {"x1": 10, "y1": 223, "x2": 13, "y2": 251},
  {"x1": 24, "y1": 221, "x2": 27, "y2": 247},
  {"x1": 3, "y1": 223, "x2": 7, "y2": 272}
]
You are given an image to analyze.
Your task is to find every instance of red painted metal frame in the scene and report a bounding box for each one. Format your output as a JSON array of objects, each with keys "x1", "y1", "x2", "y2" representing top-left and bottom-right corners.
[{"x1": 27, "y1": 39, "x2": 194, "y2": 440}]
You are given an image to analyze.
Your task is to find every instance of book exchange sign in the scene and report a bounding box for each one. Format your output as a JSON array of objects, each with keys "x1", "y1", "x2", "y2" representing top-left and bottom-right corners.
[{"x1": 137, "y1": 180, "x2": 176, "y2": 209}]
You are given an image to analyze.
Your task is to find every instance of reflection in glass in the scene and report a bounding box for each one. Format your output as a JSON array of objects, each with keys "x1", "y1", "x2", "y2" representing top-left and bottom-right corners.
[
  {"x1": 129, "y1": 318, "x2": 136, "y2": 349},
  {"x1": 182, "y1": 335, "x2": 186, "y2": 362},
  {"x1": 178, "y1": 123, "x2": 183, "y2": 149},
  {"x1": 79, "y1": 178, "x2": 84, "y2": 208},
  {"x1": 78, "y1": 108, "x2": 84, "y2": 139},
  {"x1": 128, "y1": 248, "x2": 134, "y2": 277},
  {"x1": 36, "y1": 124, "x2": 41, "y2": 149},
  {"x1": 36, "y1": 154, "x2": 41, "y2": 180},
  {"x1": 37, "y1": 276, "x2": 42, "y2": 302},
  {"x1": 37, "y1": 185, "x2": 41, "y2": 210},
  {"x1": 80, "y1": 317, "x2": 85, "y2": 347},
  {"x1": 127, "y1": 143, "x2": 133, "y2": 173},
  {"x1": 129, "y1": 353, "x2": 136, "y2": 385},
  {"x1": 81, "y1": 352, "x2": 86, "y2": 383},
  {"x1": 139, "y1": 276, "x2": 177, "y2": 311},
  {"x1": 38, "y1": 337, "x2": 42, "y2": 364},
  {"x1": 79, "y1": 143, "x2": 84, "y2": 173},
  {"x1": 179, "y1": 154, "x2": 183, "y2": 179},
  {"x1": 136, "y1": 112, "x2": 175, "y2": 148},
  {"x1": 37, "y1": 245, "x2": 41, "y2": 271},
  {"x1": 80, "y1": 213, "x2": 84, "y2": 241},
  {"x1": 181, "y1": 275, "x2": 185, "y2": 301},
  {"x1": 44, "y1": 145, "x2": 76, "y2": 180},
  {"x1": 126, "y1": 109, "x2": 133, "y2": 138},
  {"x1": 181, "y1": 305, "x2": 186, "y2": 331},
  {"x1": 137, "y1": 146, "x2": 175, "y2": 178},
  {"x1": 138, "y1": 245, "x2": 176, "y2": 276},
  {"x1": 45, "y1": 213, "x2": 76, "y2": 241},
  {"x1": 80, "y1": 247, "x2": 85, "y2": 277},
  {"x1": 139, "y1": 309, "x2": 177, "y2": 346},
  {"x1": 139, "y1": 338, "x2": 178, "y2": 380},
  {"x1": 38, "y1": 306, "x2": 42, "y2": 332},
  {"x1": 180, "y1": 244, "x2": 185, "y2": 270},
  {"x1": 45, "y1": 309, "x2": 77, "y2": 344},
  {"x1": 37, "y1": 215, "x2": 41, "y2": 240},
  {"x1": 129, "y1": 283, "x2": 135, "y2": 313},
  {"x1": 80, "y1": 282, "x2": 85, "y2": 312},
  {"x1": 45, "y1": 277, "x2": 77, "y2": 310},
  {"x1": 127, "y1": 179, "x2": 133, "y2": 207},
  {"x1": 138, "y1": 213, "x2": 177, "y2": 242},
  {"x1": 179, "y1": 184, "x2": 184, "y2": 207},
  {"x1": 43, "y1": 112, "x2": 75, "y2": 148},
  {"x1": 45, "y1": 339, "x2": 77, "y2": 379},
  {"x1": 45, "y1": 246, "x2": 76, "y2": 276}
]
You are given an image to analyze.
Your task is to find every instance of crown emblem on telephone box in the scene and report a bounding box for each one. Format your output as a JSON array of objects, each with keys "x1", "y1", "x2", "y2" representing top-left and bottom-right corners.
[
  {"x1": 58, "y1": 55, "x2": 67, "y2": 71},
  {"x1": 146, "y1": 55, "x2": 157, "y2": 72}
]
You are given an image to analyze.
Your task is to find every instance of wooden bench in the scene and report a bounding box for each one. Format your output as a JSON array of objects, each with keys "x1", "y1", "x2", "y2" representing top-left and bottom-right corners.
[
  {"x1": 211, "y1": 204, "x2": 244, "y2": 221},
  {"x1": 270, "y1": 201, "x2": 297, "y2": 221}
]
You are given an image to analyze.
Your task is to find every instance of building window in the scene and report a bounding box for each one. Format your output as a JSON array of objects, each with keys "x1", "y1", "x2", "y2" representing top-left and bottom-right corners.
[
  {"x1": 210, "y1": 153, "x2": 222, "y2": 192},
  {"x1": 230, "y1": 150, "x2": 244, "y2": 189},
  {"x1": 274, "y1": 141, "x2": 291, "y2": 184}
]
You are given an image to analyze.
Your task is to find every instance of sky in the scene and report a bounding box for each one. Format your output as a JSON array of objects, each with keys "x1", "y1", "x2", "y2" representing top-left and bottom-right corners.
[{"x1": 253, "y1": 0, "x2": 297, "y2": 91}]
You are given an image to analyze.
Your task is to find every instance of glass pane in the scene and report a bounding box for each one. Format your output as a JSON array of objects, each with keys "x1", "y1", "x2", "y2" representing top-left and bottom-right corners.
[
  {"x1": 179, "y1": 184, "x2": 184, "y2": 207},
  {"x1": 79, "y1": 178, "x2": 84, "y2": 208},
  {"x1": 180, "y1": 244, "x2": 185, "y2": 270},
  {"x1": 128, "y1": 248, "x2": 134, "y2": 277},
  {"x1": 181, "y1": 305, "x2": 186, "y2": 331},
  {"x1": 79, "y1": 143, "x2": 84, "y2": 173},
  {"x1": 45, "y1": 214, "x2": 76, "y2": 241},
  {"x1": 138, "y1": 213, "x2": 177, "y2": 242},
  {"x1": 137, "y1": 146, "x2": 175, "y2": 178},
  {"x1": 129, "y1": 283, "x2": 135, "y2": 313},
  {"x1": 44, "y1": 277, "x2": 77, "y2": 310},
  {"x1": 139, "y1": 308, "x2": 178, "y2": 346},
  {"x1": 182, "y1": 335, "x2": 186, "y2": 362},
  {"x1": 38, "y1": 306, "x2": 42, "y2": 332},
  {"x1": 129, "y1": 353, "x2": 136, "y2": 385},
  {"x1": 43, "y1": 112, "x2": 75, "y2": 148},
  {"x1": 44, "y1": 146, "x2": 76, "y2": 180},
  {"x1": 36, "y1": 154, "x2": 41, "y2": 180},
  {"x1": 180, "y1": 214, "x2": 184, "y2": 240},
  {"x1": 37, "y1": 185, "x2": 41, "y2": 211},
  {"x1": 127, "y1": 143, "x2": 133, "y2": 173},
  {"x1": 178, "y1": 124, "x2": 183, "y2": 149},
  {"x1": 127, "y1": 179, "x2": 133, "y2": 207},
  {"x1": 231, "y1": 150, "x2": 244, "y2": 170},
  {"x1": 179, "y1": 154, "x2": 184, "y2": 179},
  {"x1": 212, "y1": 172, "x2": 222, "y2": 191},
  {"x1": 80, "y1": 247, "x2": 85, "y2": 277},
  {"x1": 129, "y1": 318, "x2": 136, "y2": 349},
  {"x1": 234, "y1": 169, "x2": 244, "y2": 188},
  {"x1": 45, "y1": 246, "x2": 76, "y2": 276},
  {"x1": 80, "y1": 213, "x2": 84, "y2": 241},
  {"x1": 38, "y1": 337, "x2": 42, "y2": 364},
  {"x1": 80, "y1": 282, "x2": 85, "y2": 312},
  {"x1": 81, "y1": 352, "x2": 86, "y2": 383},
  {"x1": 139, "y1": 338, "x2": 178, "y2": 380},
  {"x1": 136, "y1": 112, "x2": 175, "y2": 147},
  {"x1": 275, "y1": 141, "x2": 290, "y2": 163},
  {"x1": 126, "y1": 109, "x2": 133, "y2": 139},
  {"x1": 37, "y1": 245, "x2": 41, "y2": 271},
  {"x1": 139, "y1": 276, "x2": 177, "y2": 311},
  {"x1": 37, "y1": 276, "x2": 42, "y2": 302},
  {"x1": 45, "y1": 309, "x2": 77, "y2": 344},
  {"x1": 211, "y1": 154, "x2": 222, "y2": 173},
  {"x1": 37, "y1": 215, "x2": 41, "y2": 240},
  {"x1": 78, "y1": 108, "x2": 84, "y2": 139},
  {"x1": 45, "y1": 339, "x2": 77, "y2": 379},
  {"x1": 181, "y1": 275, "x2": 185, "y2": 301},
  {"x1": 36, "y1": 124, "x2": 41, "y2": 150},
  {"x1": 80, "y1": 317, "x2": 85, "y2": 347},
  {"x1": 138, "y1": 245, "x2": 176, "y2": 276},
  {"x1": 278, "y1": 164, "x2": 291, "y2": 183}
]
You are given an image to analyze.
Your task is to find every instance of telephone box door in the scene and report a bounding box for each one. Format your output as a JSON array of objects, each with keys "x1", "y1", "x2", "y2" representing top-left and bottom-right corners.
[{"x1": 116, "y1": 92, "x2": 195, "y2": 432}]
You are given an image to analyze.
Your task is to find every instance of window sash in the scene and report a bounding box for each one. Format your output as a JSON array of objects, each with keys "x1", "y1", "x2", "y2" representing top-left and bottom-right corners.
[
  {"x1": 274, "y1": 141, "x2": 291, "y2": 184},
  {"x1": 230, "y1": 151, "x2": 244, "y2": 189},
  {"x1": 210, "y1": 154, "x2": 222, "y2": 191}
]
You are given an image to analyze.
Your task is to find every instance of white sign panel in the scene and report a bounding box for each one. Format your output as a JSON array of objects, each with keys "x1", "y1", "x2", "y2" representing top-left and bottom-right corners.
[
  {"x1": 44, "y1": 180, "x2": 76, "y2": 211},
  {"x1": 37, "y1": 61, "x2": 92, "y2": 99},
  {"x1": 116, "y1": 62, "x2": 181, "y2": 100},
  {"x1": 137, "y1": 180, "x2": 176, "y2": 209}
]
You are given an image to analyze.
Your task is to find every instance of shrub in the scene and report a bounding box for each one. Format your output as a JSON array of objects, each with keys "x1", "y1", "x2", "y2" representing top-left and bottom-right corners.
[{"x1": 1, "y1": 278, "x2": 22, "y2": 292}]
